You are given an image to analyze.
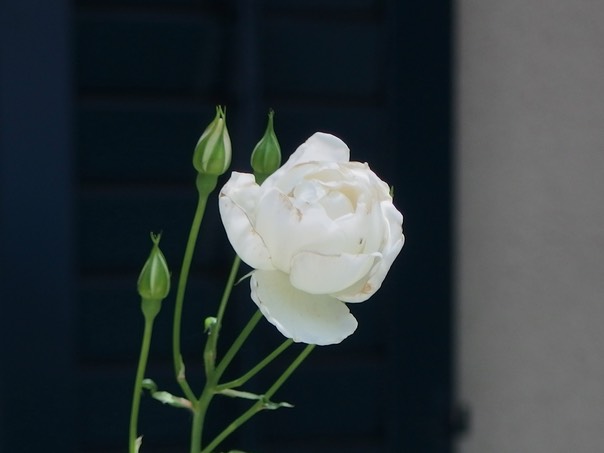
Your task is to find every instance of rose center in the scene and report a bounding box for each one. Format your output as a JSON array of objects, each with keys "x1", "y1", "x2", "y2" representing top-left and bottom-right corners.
[{"x1": 319, "y1": 190, "x2": 355, "y2": 220}]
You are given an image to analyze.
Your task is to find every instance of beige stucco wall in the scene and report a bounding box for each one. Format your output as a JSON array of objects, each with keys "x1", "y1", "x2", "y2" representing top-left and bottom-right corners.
[{"x1": 455, "y1": 1, "x2": 604, "y2": 451}]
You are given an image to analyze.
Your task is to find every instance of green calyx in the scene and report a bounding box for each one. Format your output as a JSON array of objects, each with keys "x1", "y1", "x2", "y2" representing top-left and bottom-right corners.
[
  {"x1": 250, "y1": 109, "x2": 281, "y2": 184},
  {"x1": 193, "y1": 106, "x2": 232, "y2": 176}
]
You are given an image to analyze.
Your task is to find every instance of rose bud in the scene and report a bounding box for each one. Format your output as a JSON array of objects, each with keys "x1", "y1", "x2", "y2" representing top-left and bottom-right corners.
[
  {"x1": 250, "y1": 110, "x2": 282, "y2": 184},
  {"x1": 137, "y1": 232, "x2": 171, "y2": 319},
  {"x1": 193, "y1": 106, "x2": 232, "y2": 176}
]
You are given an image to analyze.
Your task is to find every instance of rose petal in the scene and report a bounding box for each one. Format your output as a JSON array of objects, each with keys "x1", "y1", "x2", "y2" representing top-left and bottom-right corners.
[
  {"x1": 262, "y1": 134, "x2": 350, "y2": 191},
  {"x1": 335, "y1": 237, "x2": 403, "y2": 302},
  {"x1": 289, "y1": 251, "x2": 378, "y2": 295},
  {"x1": 284, "y1": 132, "x2": 350, "y2": 166},
  {"x1": 336, "y1": 202, "x2": 404, "y2": 302},
  {"x1": 220, "y1": 172, "x2": 260, "y2": 215},
  {"x1": 219, "y1": 172, "x2": 274, "y2": 270},
  {"x1": 254, "y1": 187, "x2": 339, "y2": 272},
  {"x1": 250, "y1": 270, "x2": 358, "y2": 345}
]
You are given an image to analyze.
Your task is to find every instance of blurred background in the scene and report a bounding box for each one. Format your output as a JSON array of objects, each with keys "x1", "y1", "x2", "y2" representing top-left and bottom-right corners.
[
  {"x1": 3, "y1": 0, "x2": 604, "y2": 453},
  {"x1": 0, "y1": 1, "x2": 452, "y2": 452}
]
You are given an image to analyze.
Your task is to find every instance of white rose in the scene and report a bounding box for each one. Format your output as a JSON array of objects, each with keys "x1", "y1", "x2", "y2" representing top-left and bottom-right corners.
[{"x1": 219, "y1": 132, "x2": 404, "y2": 345}]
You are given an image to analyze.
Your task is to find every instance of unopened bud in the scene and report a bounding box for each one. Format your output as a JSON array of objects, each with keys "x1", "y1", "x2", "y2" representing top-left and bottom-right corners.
[
  {"x1": 193, "y1": 106, "x2": 232, "y2": 176},
  {"x1": 250, "y1": 110, "x2": 281, "y2": 184},
  {"x1": 137, "y1": 232, "x2": 170, "y2": 318}
]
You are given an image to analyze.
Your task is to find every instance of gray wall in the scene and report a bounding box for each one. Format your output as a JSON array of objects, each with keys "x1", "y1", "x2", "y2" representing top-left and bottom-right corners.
[{"x1": 456, "y1": 1, "x2": 604, "y2": 452}]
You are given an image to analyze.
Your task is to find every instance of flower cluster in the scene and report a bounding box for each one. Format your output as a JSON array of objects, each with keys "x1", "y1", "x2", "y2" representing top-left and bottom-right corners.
[{"x1": 129, "y1": 109, "x2": 405, "y2": 453}]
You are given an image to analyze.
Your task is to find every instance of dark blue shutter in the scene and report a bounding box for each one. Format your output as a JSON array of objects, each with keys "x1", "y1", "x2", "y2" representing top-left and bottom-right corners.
[{"x1": 0, "y1": 1, "x2": 76, "y2": 452}]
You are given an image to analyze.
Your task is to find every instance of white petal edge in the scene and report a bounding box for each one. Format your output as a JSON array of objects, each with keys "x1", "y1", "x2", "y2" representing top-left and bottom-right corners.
[
  {"x1": 337, "y1": 235, "x2": 404, "y2": 302},
  {"x1": 336, "y1": 201, "x2": 405, "y2": 302},
  {"x1": 250, "y1": 270, "x2": 358, "y2": 345},
  {"x1": 289, "y1": 251, "x2": 379, "y2": 295},
  {"x1": 219, "y1": 172, "x2": 274, "y2": 270},
  {"x1": 264, "y1": 133, "x2": 350, "y2": 188}
]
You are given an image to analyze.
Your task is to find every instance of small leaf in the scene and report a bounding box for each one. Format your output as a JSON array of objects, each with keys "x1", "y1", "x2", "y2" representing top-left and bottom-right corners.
[
  {"x1": 218, "y1": 388, "x2": 263, "y2": 400},
  {"x1": 152, "y1": 391, "x2": 194, "y2": 410},
  {"x1": 261, "y1": 398, "x2": 294, "y2": 410},
  {"x1": 142, "y1": 378, "x2": 193, "y2": 412},
  {"x1": 217, "y1": 389, "x2": 293, "y2": 410},
  {"x1": 135, "y1": 436, "x2": 143, "y2": 453},
  {"x1": 177, "y1": 355, "x2": 186, "y2": 381}
]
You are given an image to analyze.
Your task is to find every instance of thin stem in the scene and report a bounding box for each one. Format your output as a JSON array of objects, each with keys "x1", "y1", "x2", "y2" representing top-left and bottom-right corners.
[
  {"x1": 263, "y1": 343, "x2": 315, "y2": 400},
  {"x1": 214, "y1": 310, "x2": 263, "y2": 382},
  {"x1": 128, "y1": 316, "x2": 155, "y2": 453},
  {"x1": 201, "y1": 344, "x2": 316, "y2": 453},
  {"x1": 217, "y1": 256, "x2": 242, "y2": 326},
  {"x1": 172, "y1": 190, "x2": 210, "y2": 402},
  {"x1": 203, "y1": 255, "x2": 241, "y2": 375},
  {"x1": 192, "y1": 264, "x2": 255, "y2": 453},
  {"x1": 216, "y1": 339, "x2": 293, "y2": 391}
]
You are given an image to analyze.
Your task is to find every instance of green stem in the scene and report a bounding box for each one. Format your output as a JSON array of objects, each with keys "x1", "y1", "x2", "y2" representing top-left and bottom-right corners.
[
  {"x1": 128, "y1": 316, "x2": 155, "y2": 453},
  {"x1": 216, "y1": 256, "x2": 242, "y2": 326},
  {"x1": 216, "y1": 339, "x2": 293, "y2": 391},
  {"x1": 189, "y1": 375, "x2": 216, "y2": 453},
  {"x1": 204, "y1": 255, "x2": 241, "y2": 375},
  {"x1": 263, "y1": 343, "x2": 315, "y2": 402},
  {"x1": 201, "y1": 344, "x2": 316, "y2": 453},
  {"x1": 190, "y1": 310, "x2": 263, "y2": 453},
  {"x1": 172, "y1": 174, "x2": 217, "y2": 402},
  {"x1": 214, "y1": 310, "x2": 263, "y2": 382},
  {"x1": 190, "y1": 389, "x2": 214, "y2": 453}
]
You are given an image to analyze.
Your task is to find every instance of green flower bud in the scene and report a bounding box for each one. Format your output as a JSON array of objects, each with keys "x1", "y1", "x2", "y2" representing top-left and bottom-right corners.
[
  {"x1": 250, "y1": 110, "x2": 281, "y2": 184},
  {"x1": 193, "y1": 106, "x2": 232, "y2": 176},
  {"x1": 137, "y1": 232, "x2": 170, "y2": 318}
]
